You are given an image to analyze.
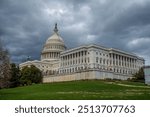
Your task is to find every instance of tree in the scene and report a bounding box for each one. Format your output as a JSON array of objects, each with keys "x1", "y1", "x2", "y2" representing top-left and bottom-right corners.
[
  {"x1": 0, "y1": 40, "x2": 11, "y2": 88},
  {"x1": 10, "y1": 63, "x2": 21, "y2": 87},
  {"x1": 29, "y1": 65, "x2": 43, "y2": 83},
  {"x1": 20, "y1": 65, "x2": 43, "y2": 86},
  {"x1": 132, "y1": 67, "x2": 144, "y2": 81}
]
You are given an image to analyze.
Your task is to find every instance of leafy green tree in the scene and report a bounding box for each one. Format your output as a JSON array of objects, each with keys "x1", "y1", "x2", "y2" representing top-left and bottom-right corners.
[
  {"x1": 30, "y1": 65, "x2": 43, "y2": 83},
  {"x1": 10, "y1": 63, "x2": 21, "y2": 87},
  {"x1": 20, "y1": 65, "x2": 42, "y2": 86},
  {"x1": 133, "y1": 67, "x2": 144, "y2": 80}
]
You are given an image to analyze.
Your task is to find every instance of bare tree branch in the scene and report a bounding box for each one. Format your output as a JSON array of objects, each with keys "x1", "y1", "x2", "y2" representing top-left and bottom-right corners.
[{"x1": 0, "y1": 39, "x2": 11, "y2": 88}]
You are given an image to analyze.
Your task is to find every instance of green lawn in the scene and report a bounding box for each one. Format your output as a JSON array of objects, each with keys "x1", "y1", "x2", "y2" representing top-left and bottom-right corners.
[{"x1": 0, "y1": 80, "x2": 150, "y2": 100}]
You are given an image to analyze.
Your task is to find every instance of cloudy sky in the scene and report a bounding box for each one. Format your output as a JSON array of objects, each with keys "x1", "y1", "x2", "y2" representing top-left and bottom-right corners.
[{"x1": 0, "y1": 0, "x2": 150, "y2": 65}]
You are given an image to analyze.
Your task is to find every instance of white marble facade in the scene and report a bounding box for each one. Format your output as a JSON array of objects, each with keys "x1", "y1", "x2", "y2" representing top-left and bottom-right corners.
[{"x1": 20, "y1": 24, "x2": 145, "y2": 82}]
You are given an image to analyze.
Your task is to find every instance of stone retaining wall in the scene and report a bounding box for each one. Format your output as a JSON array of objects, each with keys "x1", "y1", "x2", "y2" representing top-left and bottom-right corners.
[{"x1": 43, "y1": 70, "x2": 131, "y2": 83}]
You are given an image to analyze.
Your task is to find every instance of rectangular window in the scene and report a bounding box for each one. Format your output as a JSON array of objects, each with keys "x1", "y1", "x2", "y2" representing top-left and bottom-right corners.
[
  {"x1": 96, "y1": 57, "x2": 98, "y2": 63},
  {"x1": 100, "y1": 58, "x2": 102, "y2": 64},
  {"x1": 88, "y1": 58, "x2": 90, "y2": 63}
]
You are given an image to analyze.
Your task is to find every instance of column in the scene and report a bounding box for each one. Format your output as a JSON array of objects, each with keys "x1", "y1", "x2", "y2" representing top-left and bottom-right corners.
[
  {"x1": 80, "y1": 51, "x2": 82, "y2": 64},
  {"x1": 114, "y1": 54, "x2": 116, "y2": 66},
  {"x1": 83, "y1": 51, "x2": 85, "y2": 64},
  {"x1": 110, "y1": 54, "x2": 112, "y2": 66},
  {"x1": 77, "y1": 52, "x2": 79, "y2": 64},
  {"x1": 133, "y1": 59, "x2": 136, "y2": 69},
  {"x1": 123, "y1": 56, "x2": 125, "y2": 67}
]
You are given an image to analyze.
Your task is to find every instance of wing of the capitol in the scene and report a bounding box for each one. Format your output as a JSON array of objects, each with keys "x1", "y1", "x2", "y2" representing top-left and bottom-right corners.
[{"x1": 19, "y1": 24, "x2": 145, "y2": 83}]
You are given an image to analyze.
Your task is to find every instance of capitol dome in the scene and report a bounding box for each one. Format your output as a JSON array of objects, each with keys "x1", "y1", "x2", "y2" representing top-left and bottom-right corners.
[{"x1": 41, "y1": 23, "x2": 66, "y2": 61}]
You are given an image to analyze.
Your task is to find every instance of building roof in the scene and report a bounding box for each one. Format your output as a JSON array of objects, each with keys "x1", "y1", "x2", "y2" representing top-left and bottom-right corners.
[{"x1": 60, "y1": 44, "x2": 144, "y2": 61}]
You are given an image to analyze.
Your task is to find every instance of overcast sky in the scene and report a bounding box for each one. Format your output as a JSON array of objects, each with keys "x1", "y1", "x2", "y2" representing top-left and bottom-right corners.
[{"x1": 0, "y1": 0, "x2": 150, "y2": 65}]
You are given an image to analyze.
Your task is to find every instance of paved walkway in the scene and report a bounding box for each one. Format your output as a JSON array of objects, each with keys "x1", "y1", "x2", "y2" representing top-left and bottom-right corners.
[{"x1": 115, "y1": 83, "x2": 150, "y2": 88}]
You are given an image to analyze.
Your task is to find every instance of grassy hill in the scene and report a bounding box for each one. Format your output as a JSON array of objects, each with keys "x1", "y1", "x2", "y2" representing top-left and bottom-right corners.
[{"x1": 0, "y1": 80, "x2": 150, "y2": 100}]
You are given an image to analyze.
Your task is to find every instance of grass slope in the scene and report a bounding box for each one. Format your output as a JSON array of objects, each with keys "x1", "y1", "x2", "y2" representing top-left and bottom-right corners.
[{"x1": 0, "y1": 80, "x2": 150, "y2": 100}]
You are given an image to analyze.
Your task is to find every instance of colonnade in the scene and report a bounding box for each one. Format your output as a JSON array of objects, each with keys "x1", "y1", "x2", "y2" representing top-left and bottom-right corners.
[
  {"x1": 41, "y1": 52, "x2": 60, "y2": 59},
  {"x1": 59, "y1": 50, "x2": 142, "y2": 75},
  {"x1": 110, "y1": 53, "x2": 137, "y2": 74},
  {"x1": 59, "y1": 50, "x2": 90, "y2": 74},
  {"x1": 109, "y1": 53, "x2": 137, "y2": 68},
  {"x1": 60, "y1": 50, "x2": 88, "y2": 67}
]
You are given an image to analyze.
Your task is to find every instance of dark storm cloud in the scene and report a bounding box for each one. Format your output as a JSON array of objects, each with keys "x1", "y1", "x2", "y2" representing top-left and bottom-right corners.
[
  {"x1": 0, "y1": 0, "x2": 49, "y2": 63},
  {"x1": 0, "y1": 0, "x2": 150, "y2": 64}
]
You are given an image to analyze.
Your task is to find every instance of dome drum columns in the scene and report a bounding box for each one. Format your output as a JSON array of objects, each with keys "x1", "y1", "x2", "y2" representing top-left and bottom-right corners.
[{"x1": 41, "y1": 52, "x2": 60, "y2": 60}]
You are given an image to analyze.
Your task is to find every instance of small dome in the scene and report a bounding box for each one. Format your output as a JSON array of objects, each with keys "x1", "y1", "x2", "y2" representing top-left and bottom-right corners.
[{"x1": 41, "y1": 23, "x2": 66, "y2": 61}]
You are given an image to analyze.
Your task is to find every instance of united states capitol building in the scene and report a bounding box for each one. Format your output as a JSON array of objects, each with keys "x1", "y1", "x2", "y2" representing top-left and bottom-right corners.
[{"x1": 20, "y1": 24, "x2": 145, "y2": 83}]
